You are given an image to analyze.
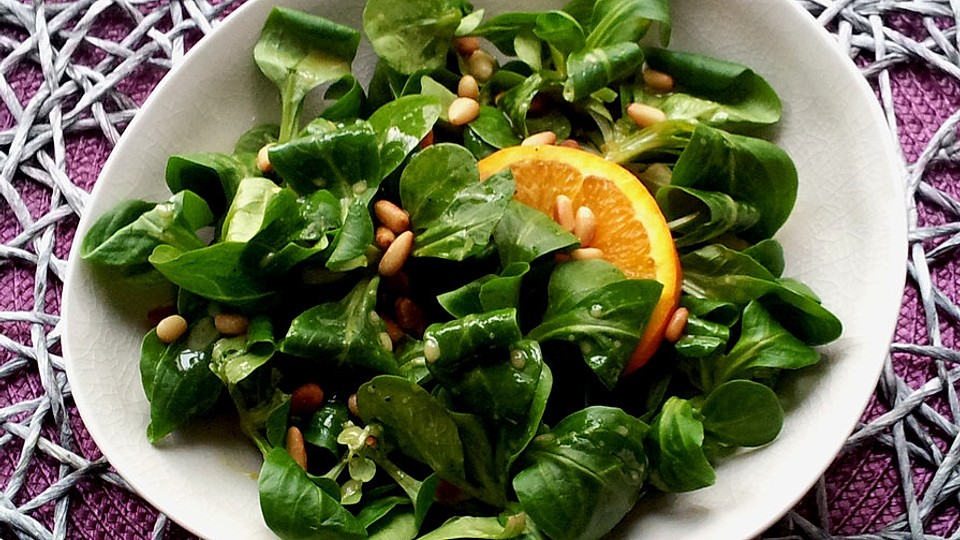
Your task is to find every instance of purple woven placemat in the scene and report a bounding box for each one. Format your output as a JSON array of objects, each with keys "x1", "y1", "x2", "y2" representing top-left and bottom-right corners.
[{"x1": 2, "y1": 1, "x2": 960, "y2": 539}]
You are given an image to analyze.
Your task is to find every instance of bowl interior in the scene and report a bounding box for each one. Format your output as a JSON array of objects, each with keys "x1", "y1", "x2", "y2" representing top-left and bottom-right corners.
[{"x1": 62, "y1": 0, "x2": 906, "y2": 538}]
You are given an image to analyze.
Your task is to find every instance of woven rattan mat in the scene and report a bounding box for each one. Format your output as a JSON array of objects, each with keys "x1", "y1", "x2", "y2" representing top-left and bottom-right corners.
[{"x1": 2, "y1": 0, "x2": 959, "y2": 538}]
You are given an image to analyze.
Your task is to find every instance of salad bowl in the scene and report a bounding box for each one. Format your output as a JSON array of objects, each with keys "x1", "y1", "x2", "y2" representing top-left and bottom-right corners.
[{"x1": 61, "y1": 0, "x2": 906, "y2": 538}]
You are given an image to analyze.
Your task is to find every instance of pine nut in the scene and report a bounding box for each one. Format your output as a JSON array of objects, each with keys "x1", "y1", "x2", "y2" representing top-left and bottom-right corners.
[
  {"x1": 395, "y1": 296, "x2": 425, "y2": 335},
  {"x1": 290, "y1": 383, "x2": 325, "y2": 418},
  {"x1": 147, "y1": 304, "x2": 176, "y2": 328},
  {"x1": 215, "y1": 313, "x2": 249, "y2": 336},
  {"x1": 454, "y1": 36, "x2": 480, "y2": 57},
  {"x1": 466, "y1": 50, "x2": 496, "y2": 82},
  {"x1": 385, "y1": 270, "x2": 411, "y2": 294},
  {"x1": 379, "y1": 230, "x2": 413, "y2": 277},
  {"x1": 256, "y1": 144, "x2": 272, "y2": 174},
  {"x1": 573, "y1": 206, "x2": 597, "y2": 247},
  {"x1": 374, "y1": 200, "x2": 410, "y2": 234},
  {"x1": 559, "y1": 139, "x2": 580, "y2": 149},
  {"x1": 379, "y1": 331, "x2": 394, "y2": 352},
  {"x1": 664, "y1": 307, "x2": 689, "y2": 343},
  {"x1": 571, "y1": 247, "x2": 604, "y2": 260},
  {"x1": 529, "y1": 94, "x2": 548, "y2": 115},
  {"x1": 382, "y1": 315, "x2": 405, "y2": 343},
  {"x1": 347, "y1": 393, "x2": 360, "y2": 417},
  {"x1": 627, "y1": 102, "x2": 667, "y2": 129},
  {"x1": 419, "y1": 129, "x2": 434, "y2": 149},
  {"x1": 286, "y1": 426, "x2": 308, "y2": 470},
  {"x1": 448, "y1": 97, "x2": 480, "y2": 126},
  {"x1": 554, "y1": 195, "x2": 575, "y2": 232},
  {"x1": 521, "y1": 131, "x2": 557, "y2": 146},
  {"x1": 156, "y1": 314, "x2": 188, "y2": 344},
  {"x1": 643, "y1": 68, "x2": 675, "y2": 92},
  {"x1": 375, "y1": 226, "x2": 396, "y2": 250},
  {"x1": 365, "y1": 435, "x2": 378, "y2": 448},
  {"x1": 458, "y1": 75, "x2": 480, "y2": 100}
]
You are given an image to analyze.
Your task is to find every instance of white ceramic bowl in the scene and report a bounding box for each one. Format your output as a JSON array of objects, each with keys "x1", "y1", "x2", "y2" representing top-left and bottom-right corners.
[{"x1": 62, "y1": 0, "x2": 906, "y2": 538}]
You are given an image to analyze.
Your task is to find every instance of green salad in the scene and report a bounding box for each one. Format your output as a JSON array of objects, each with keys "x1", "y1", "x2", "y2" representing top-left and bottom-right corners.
[{"x1": 79, "y1": 0, "x2": 843, "y2": 538}]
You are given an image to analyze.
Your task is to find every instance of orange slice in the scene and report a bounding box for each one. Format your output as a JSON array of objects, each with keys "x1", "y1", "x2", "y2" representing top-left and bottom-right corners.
[{"x1": 478, "y1": 145, "x2": 681, "y2": 374}]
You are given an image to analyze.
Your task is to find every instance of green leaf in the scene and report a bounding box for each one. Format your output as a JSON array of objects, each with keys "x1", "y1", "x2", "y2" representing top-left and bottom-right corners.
[
  {"x1": 258, "y1": 448, "x2": 367, "y2": 540},
  {"x1": 681, "y1": 244, "x2": 842, "y2": 344},
  {"x1": 671, "y1": 123, "x2": 797, "y2": 242},
  {"x1": 646, "y1": 397, "x2": 714, "y2": 492},
  {"x1": 656, "y1": 185, "x2": 757, "y2": 248},
  {"x1": 534, "y1": 11, "x2": 585, "y2": 56},
  {"x1": 700, "y1": 379, "x2": 783, "y2": 447},
  {"x1": 417, "y1": 512, "x2": 529, "y2": 540},
  {"x1": 469, "y1": 106, "x2": 522, "y2": 149},
  {"x1": 494, "y1": 200, "x2": 579, "y2": 266},
  {"x1": 424, "y1": 308, "x2": 523, "y2": 370},
  {"x1": 149, "y1": 243, "x2": 274, "y2": 307},
  {"x1": 254, "y1": 7, "x2": 360, "y2": 141},
  {"x1": 585, "y1": 0, "x2": 670, "y2": 48},
  {"x1": 437, "y1": 263, "x2": 530, "y2": 318},
  {"x1": 513, "y1": 407, "x2": 648, "y2": 540},
  {"x1": 368, "y1": 94, "x2": 443, "y2": 180},
  {"x1": 165, "y1": 153, "x2": 248, "y2": 216},
  {"x1": 221, "y1": 177, "x2": 284, "y2": 243},
  {"x1": 320, "y1": 75, "x2": 366, "y2": 121},
  {"x1": 210, "y1": 315, "x2": 276, "y2": 386},
  {"x1": 563, "y1": 42, "x2": 644, "y2": 102},
  {"x1": 303, "y1": 401, "x2": 350, "y2": 456},
  {"x1": 712, "y1": 301, "x2": 821, "y2": 386},
  {"x1": 282, "y1": 277, "x2": 397, "y2": 374},
  {"x1": 326, "y1": 200, "x2": 374, "y2": 272},
  {"x1": 639, "y1": 47, "x2": 781, "y2": 130},
  {"x1": 269, "y1": 121, "x2": 381, "y2": 197},
  {"x1": 363, "y1": 0, "x2": 462, "y2": 75},
  {"x1": 400, "y1": 144, "x2": 516, "y2": 260},
  {"x1": 140, "y1": 320, "x2": 223, "y2": 442},
  {"x1": 358, "y1": 375, "x2": 466, "y2": 481},
  {"x1": 527, "y1": 260, "x2": 662, "y2": 389},
  {"x1": 81, "y1": 192, "x2": 212, "y2": 269}
]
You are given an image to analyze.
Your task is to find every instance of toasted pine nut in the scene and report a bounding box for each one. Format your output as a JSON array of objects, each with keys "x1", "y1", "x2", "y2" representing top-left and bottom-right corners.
[
  {"x1": 365, "y1": 435, "x2": 378, "y2": 448},
  {"x1": 347, "y1": 393, "x2": 360, "y2": 417},
  {"x1": 664, "y1": 307, "x2": 689, "y2": 343},
  {"x1": 454, "y1": 36, "x2": 480, "y2": 57},
  {"x1": 156, "y1": 314, "x2": 188, "y2": 344},
  {"x1": 395, "y1": 296, "x2": 425, "y2": 335},
  {"x1": 382, "y1": 315, "x2": 405, "y2": 343},
  {"x1": 215, "y1": 313, "x2": 249, "y2": 336},
  {"x1": 379, "y1": 231, "x2": 413, "y2": 277},
  {"x1": 643, "y1": 68, "x2": 675, "y2": 92},
  {"x1": 554, "y1": 195, "x2": 575, "y2": 232},
  {"x1": 385, "y1": 270, "x2": 411, "y2": 294},
  {"x1": 374, "y1": 200, "x2": 410, "y2": 234},
  {"x1": 466, "y1": 50, "x2": 496, "y2": 82},
  {"x1": 286, "y1": 426, "x2": 308, "y2": 470},
  {"x1": 571, "y1": 247, "x2": 604, "y2": 260},
  {"x1": 448, "y1": 97, "x2": 480, "y2": 126},
  {"x1": 521, "y1": 131, "x2": 557, "y2": 146},
  {"x1": 375, "y1": 226, "x2": 396, "y2": 250},
  {"x1": 559, "y1": 139, "x2": 580, "y2": 149},
  {"x1": 529, "y1": 94, "x2": 548, "y2": 115},
  {"x1": 256, "y1": 144, "x2": 272, "y2": 174},
  {"x1": 573, "y1": 206, "x2": 597, "y2": 247},
  {"x1": 290, "y1": 383, "x2": 325, "y2": 417},
  {"x1": 458, "y1": 75, "x2": 480, "y2": 100},
  {"x1": 419, "y1": 129, "x2": 434, "y2": 149},
  {"x1": 379, "y1": 331, "x2": 394, "y2": 352},
  {"x1": 147, "y1": 304, "x2": 177, "y2": 328},
  {"x1": 627, "y1": 102, "x2": 667, "y2": 129}
]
